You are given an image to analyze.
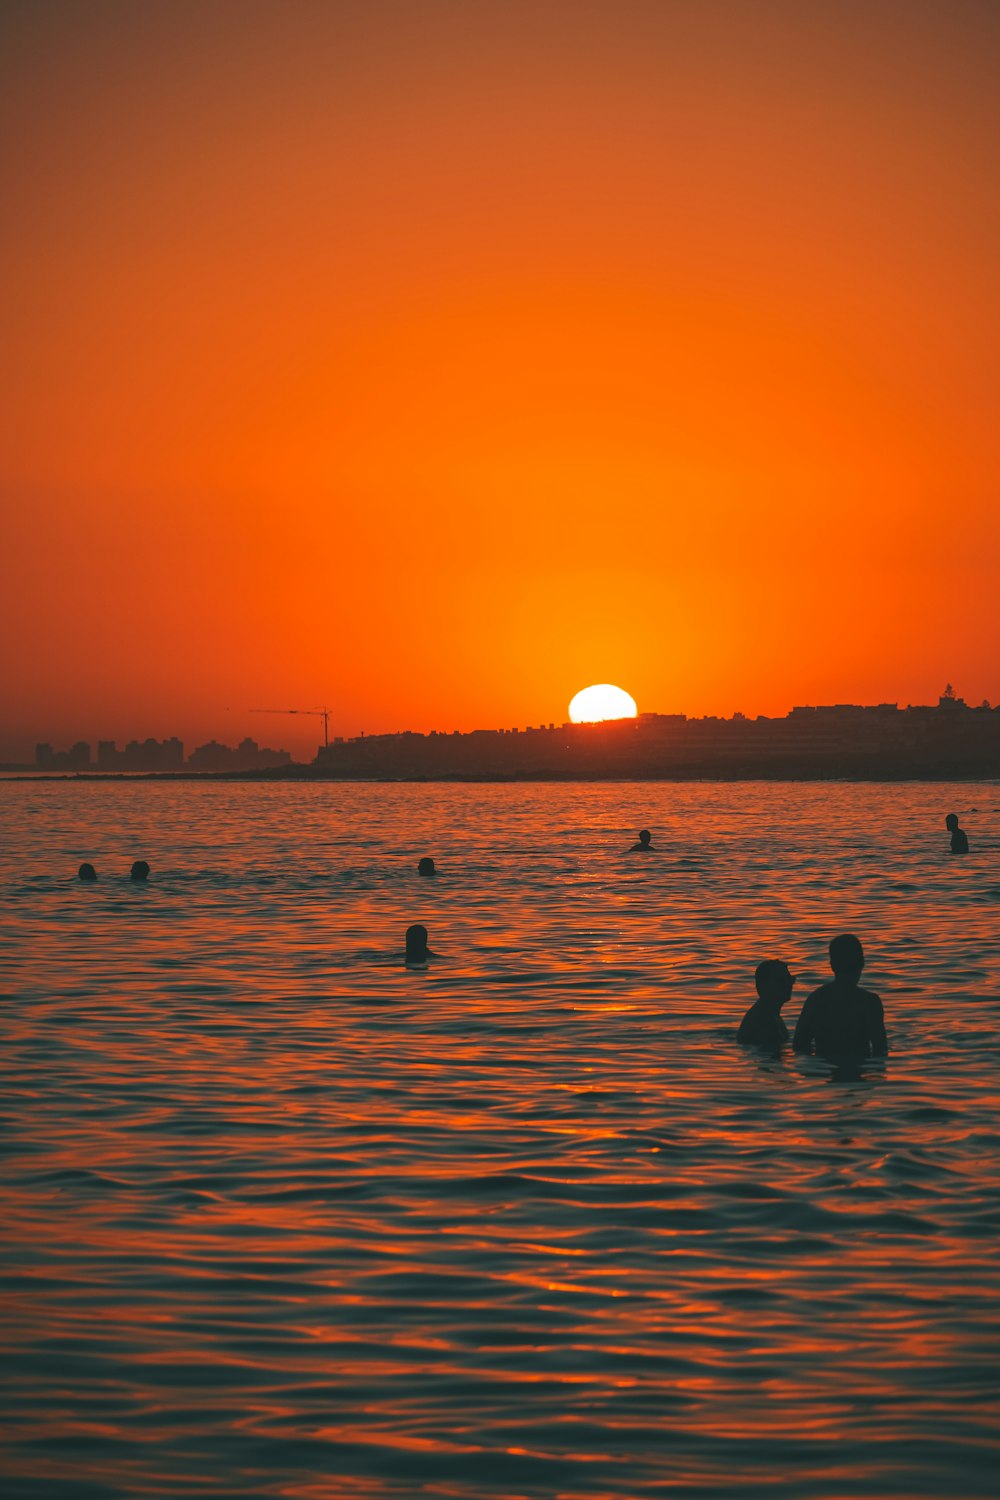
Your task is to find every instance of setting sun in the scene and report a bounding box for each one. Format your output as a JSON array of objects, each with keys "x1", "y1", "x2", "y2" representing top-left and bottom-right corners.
[{"x1": 568, "y1": 684, "x2": 638, "y2": 723}]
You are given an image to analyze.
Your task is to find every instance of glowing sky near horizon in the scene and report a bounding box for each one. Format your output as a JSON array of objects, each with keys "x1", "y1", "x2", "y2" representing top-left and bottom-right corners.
[{"x1": 2, "y1": 0, "x2": 999, "y2": 759}]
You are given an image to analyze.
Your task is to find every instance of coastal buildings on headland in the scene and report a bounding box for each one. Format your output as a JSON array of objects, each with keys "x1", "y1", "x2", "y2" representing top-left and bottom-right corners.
[
  {"x1": 32, "y1": 736, "x2": 292, "y2": 774},
  {"x1": 21, "y1": 692, "x2": 1000, "y2": 779},
  {"x1": 312, "y1": 692, "x2": 1000, "y2": 780},
  {"x1": 185, "y1": 739, "x2": 293, "y2": 773},
  {"x1": 98, "y1": 738, "x2": 184, "y2": 771}
]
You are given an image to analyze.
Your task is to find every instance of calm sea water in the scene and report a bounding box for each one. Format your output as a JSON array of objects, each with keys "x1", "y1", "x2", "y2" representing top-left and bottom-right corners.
[{"x1": 1, "y1": 780, "x2": 998, "y2": 1499}]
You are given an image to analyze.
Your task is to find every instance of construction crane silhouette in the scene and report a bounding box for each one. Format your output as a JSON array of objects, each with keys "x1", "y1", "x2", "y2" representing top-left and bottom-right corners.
[{"x1": 249, "y1": 707, "x2": 332, "y2": 748}]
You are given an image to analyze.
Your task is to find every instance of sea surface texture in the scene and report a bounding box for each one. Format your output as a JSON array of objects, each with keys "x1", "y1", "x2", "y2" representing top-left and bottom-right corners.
[{"x1": 1, "y1": 780, "x2": 998, "y2": 1499}]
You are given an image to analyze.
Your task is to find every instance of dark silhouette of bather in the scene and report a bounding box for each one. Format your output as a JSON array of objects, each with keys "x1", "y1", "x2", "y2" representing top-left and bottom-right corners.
[
  {"x1": 628, "y1": 829, "x2": 654, "y2": 851},
  {"x1": 738, "y1": 960, "x2": 795, "y2": 1046},
  {"x1": 78, "y1": 862, "x2": 97, "y2": 881},
  {"x1": 945, "y1": 813, "x2": 969, "y2": 854},
  {"x1": 793, "y1": 934, "x2": 887, "y2": 1058},
  {"x1": 417, "y1": 857, "x2": 436, "y2": 877},
  {"x1": 130, "y1": 860, "x2": 150, "y2": 882},
  {"x1": 404, "y1": 923, "x2": 438, "y2": 967}
]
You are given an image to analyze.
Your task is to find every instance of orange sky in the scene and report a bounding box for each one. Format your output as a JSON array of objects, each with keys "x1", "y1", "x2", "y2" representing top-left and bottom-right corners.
[{"x1": 2, "y1": 0, "x2": 998, "y2": 760}]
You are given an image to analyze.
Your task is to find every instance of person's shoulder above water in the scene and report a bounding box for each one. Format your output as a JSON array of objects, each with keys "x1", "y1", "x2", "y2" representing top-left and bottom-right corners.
[
  {"x1": 628, "y1": 828, "x2": 655, "y2": 852},
  {"x1": 738, "y1": 1002, "x2": 789, "y2": 1046},
  {"x1": 794, "y1": 980, "x2": 887, "y2": 1057},
  {"x1": 797, "y1": 977, "x2": 884, "y2": 1011}
]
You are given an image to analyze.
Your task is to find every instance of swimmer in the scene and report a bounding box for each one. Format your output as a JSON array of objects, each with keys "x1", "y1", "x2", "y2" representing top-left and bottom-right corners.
[
  {"x1": 945, "y1": 813, "x2": 969, "y2": 854},
  {"x1": 404, "y1": 923, "x2": 438, "y2": 967},
  {"x1": 78, "y1": 862, "x2": 97, "y2": 882},
  {"x1": 130, "y1": 860, "x2": 150, "y2": 882},
  {"x1": 628, "y1": 829, "x2": 655, "y2": 852},
  {"x1": 738, "y1": 960, "x2": 795, "y2": 1046},
  {"x1": 417, "y1": 857, "x2": 436, "y2": 877},
  {"x1": 793, "y1": 934, "x2": 887, "y2": 1058}
]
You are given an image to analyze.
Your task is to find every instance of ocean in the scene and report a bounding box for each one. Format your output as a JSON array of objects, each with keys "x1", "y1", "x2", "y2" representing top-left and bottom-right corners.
[{"x1": 1, "y1": 779, "x2": 998, "y2": 1498}]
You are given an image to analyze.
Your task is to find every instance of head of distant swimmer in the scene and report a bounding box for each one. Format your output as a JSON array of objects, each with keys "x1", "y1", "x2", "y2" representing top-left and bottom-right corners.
[
  {"x1": 78, "y1": 862, "x2": 97, "y2": 882},
  {"x1": 638, "y1": 829, "x2": 651, "y2": 847},
  {"x1": 417, "y1": 857, "x2": 436, "y2": 877},
  {"x1": 945, "y1": 813, "x2": 960, "y2": 831},
  {"x1": 829, "y1": 933, "x2": 864, "y2": 981},
  {"x1": 130, "y1": 860, "x2": 150, "y2": 881},
  {"x1": 405, "y1": 923, "x2": 429, "y2": 962},
  {"x1": 754, "y1": 959, "x2": 794, "y2": 1008}
]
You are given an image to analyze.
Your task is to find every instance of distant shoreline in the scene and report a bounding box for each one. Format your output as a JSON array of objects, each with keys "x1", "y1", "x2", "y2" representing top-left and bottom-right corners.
[{"x1": 4, "y1": 769, "x2": 999, "y2": 785}]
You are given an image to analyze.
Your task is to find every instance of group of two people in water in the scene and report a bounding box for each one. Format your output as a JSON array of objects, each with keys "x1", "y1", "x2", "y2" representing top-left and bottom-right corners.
[
  {"x1": 629, "y1": 814, "x2": 972, "y2": 857},
  {"x1": 737, "y1": 934, "x2": 887, "y2": 1056},
  {"x1": 78, "y1": 860, "x2": 149, "y2": 881}
]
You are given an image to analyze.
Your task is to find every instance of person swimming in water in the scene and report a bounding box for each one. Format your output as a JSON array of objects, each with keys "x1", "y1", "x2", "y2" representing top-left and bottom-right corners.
[
  {"x1": 78, "y1": 862, "x2": 97, "y2": 881},
  {"x1": 130, "y1": 860, "x2": 150, "y2": 881},
  {"x1": 417, "y1": 857, "x2": 436, "y2": 877},
  {"x1": 404, "y1": 923, "x2": 438, "y2": 967},
  {"x1": 628, "y1": 829, "x2": 654, "y2": 852},
  {"x1": 793, "y1": 934, "x2": 887, "y2": 1058},
  {"x1": 738, "y1": 960, "x2": 795, "y2": 1046},
  {"x1": 945, "y1": 813, "x2": 969, "y2": 854}
]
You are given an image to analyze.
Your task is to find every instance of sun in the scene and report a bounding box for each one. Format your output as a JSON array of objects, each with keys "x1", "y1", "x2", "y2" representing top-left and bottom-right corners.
[{"x1": 568, "y1": 684, "x2": 638, "y2": 723}]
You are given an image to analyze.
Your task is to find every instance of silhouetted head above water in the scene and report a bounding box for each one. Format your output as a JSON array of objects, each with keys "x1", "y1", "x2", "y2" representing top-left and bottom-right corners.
[
  {"x1": 754, "y1": 959, "x2": 795, "y2": 1009},
  {"x1": 130, "y1": 860, "x2": 150, "y2": 882},
  {"x1": 629, "y1": 829, "x2": 654, "y2": 851},
  {"x1": 78, "y1": 862, "x2": 97, "y2": 882},
  {"x1": 829, "y1": 932, "x2": 864, "y2": 981},
  {"x1": 405, "y1": 923, "x2": 430, "y2": 965},
  {"x1": 945, "y1": 813, "x2": 960, "y2": 831},
  {"x1": 417, "y1": 857, "x2": 436, "y2": 877}
]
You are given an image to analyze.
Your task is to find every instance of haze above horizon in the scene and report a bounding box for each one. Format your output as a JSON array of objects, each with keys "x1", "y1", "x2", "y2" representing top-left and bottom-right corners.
[{"x1": 2, "y1": 1, "x2": 999, "y2": 761}]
